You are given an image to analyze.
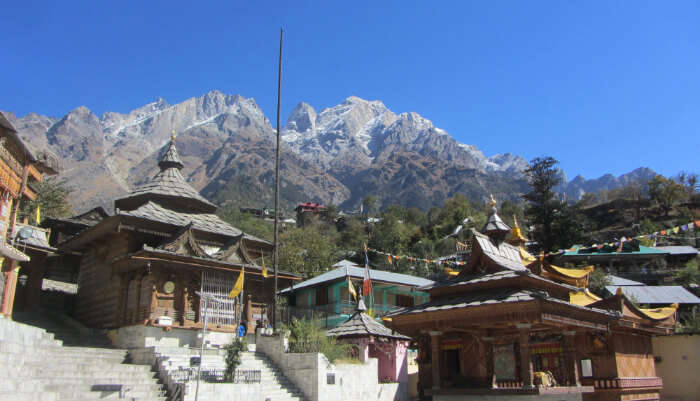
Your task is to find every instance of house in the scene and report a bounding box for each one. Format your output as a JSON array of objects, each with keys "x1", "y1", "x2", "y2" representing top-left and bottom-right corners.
[
  {"x1": 555, "y1": 242, "x2": 670, "y2": 285},
  {"x1": 279, "y1": 259, "x2": 433, "y2": 328},
  {"x1": 386, "y1": 198, "x2": 676, "y2": 401},
  {"x1": 295, "y1": 202, "x2": 326, "y2": 227},
  {"x1": 51, "y1": 133, "x2": 300, "y2": 347},
  {"x1": 0, "y1": 112, "x2": 58, "y2": 318}
]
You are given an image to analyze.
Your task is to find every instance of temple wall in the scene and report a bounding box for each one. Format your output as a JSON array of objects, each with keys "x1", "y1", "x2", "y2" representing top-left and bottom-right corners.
[
  {"x1": 434, "y1": 394, "x2": 582, "y2": 401},
  {"x1": 613, "y1": 333, "x2": 656, "y2": 378},
  {"x1": 75, "y1": 233, "x2": 128, "y2": 328}
]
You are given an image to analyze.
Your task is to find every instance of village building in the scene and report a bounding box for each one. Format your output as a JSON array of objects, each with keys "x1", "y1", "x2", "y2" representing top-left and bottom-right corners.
[
  {"x1": 280, "y1": 259, "x2": 432, "y2": 328},
  {"x1": 555, "y1": 243, "x2": 670, "y2": 285},
  {"x1": 386, "y1": 197, "x2": 676, "y2": 401},
  {"x1": 295, "y1": 202, "x2": 326, "y2": 227},
  {"x1": 0, "y1": 112, "x2": 58, "y2": 318},
  {"x1": 52, "y1": 133, "x2": 300, "y2": 347}
]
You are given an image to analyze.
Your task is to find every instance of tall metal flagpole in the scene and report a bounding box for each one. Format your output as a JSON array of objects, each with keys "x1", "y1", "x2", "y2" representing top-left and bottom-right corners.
[{"x1": 272, "y1": 28, "x2": 283, "y2": 331}]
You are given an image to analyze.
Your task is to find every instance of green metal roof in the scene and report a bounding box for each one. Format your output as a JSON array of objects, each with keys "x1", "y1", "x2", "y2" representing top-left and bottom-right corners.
[{"x1": 563, "y1": 244, "x2": 668, "y2": 257}]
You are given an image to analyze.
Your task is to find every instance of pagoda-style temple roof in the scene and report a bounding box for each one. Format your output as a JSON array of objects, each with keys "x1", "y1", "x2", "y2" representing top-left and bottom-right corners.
[
  {"x1": 328, "y1": 305, "x2": 410, "y2": 340},
  {"x1": 58, "y1": 134, "x2": 271, "y2": 253},
  {"x1": 114, "y1": 135, "x2": 217, "y2": 213},
  {"x1": 588, "y1": 290, "x2": 676, "y2": 334},
  {"x1": 464, "y1": 230, "x2": 526, "y2": 274}
]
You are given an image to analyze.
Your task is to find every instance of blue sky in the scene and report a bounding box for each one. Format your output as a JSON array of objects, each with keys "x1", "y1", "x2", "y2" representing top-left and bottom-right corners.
[{"x1": 3, "y1": 1, "x2": 698, "y2": 179}]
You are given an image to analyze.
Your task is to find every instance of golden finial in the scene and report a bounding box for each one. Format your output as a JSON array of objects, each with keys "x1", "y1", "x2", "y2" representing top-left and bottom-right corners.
[
  {"x1": 171, "y1": 129, "x2": 177, "y2": 141},
  {"x1": 513, "y1": 215, "x2": 520, "y2": 228},
  {"x1": 489, "y1": 194, "x2": 497, "y2": 208}
]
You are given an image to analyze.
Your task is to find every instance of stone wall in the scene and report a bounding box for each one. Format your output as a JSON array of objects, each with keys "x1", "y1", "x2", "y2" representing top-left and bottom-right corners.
[
  {"x1": 256, "y1": 331, "x2": 408, "y2": 401},
  {"x1": 108, "y1": 324, "x2": 235, "y2": 348}
]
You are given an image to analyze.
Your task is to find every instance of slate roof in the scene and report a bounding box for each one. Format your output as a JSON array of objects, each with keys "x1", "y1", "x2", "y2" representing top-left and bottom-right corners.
[
  {"x1": 327, "y1": 311, "x2": 410, "y2": 340},
  {"x1": 115, "y1": 137, "x2": 217, "y2": 213},
  {"x1": 473, "y1": 230, "x2": 527, "y2": 272},
  {"x1": 605, "y1": 285, "x2": 700, "y2": 305},
  {"x1": 426, "y1": 269, "x2": 578, "y2": 292},
  {"x1": 119, "y1": 201, "x2": 242, "y2": 237},
  {"x1": 118, "y1": 166, "x2": 216, "y2": 211},
  {"x1": 279, "y1": 261, "x2": 434, "y2": 294},
  {"x1": 388, "y1": 288, "x2": 541, "y2": 316},
  {"x1": 388, "y1": 287, "x2": 617, "y2": 318}
]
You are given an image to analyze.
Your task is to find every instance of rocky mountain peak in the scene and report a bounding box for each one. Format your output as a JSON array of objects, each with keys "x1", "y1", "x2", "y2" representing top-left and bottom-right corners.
[{"x1": 285, "y1": 102, "x2": 316, "y2": 132}]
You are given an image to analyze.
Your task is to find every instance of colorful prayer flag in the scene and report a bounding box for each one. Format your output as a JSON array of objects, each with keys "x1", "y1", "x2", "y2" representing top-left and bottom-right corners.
[{"x1": 35, "y1": 204, "x2": 41, "y2": 224}]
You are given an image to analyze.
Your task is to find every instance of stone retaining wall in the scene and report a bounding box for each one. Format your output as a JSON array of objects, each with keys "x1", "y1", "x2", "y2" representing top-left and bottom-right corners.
[{"x1": 256, "y1": 331, "x2": 407, "y2": 401}]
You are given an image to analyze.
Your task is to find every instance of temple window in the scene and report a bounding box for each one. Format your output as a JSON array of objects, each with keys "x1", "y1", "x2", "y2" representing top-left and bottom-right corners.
[{"x1": 580, "y1": 359, "x2": 593, "y2": 377}]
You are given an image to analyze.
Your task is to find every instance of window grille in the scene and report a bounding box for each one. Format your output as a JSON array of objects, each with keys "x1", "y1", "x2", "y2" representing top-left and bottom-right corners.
[{"x1": 200, "y1": 270, "x2": 240, "y2": 326}]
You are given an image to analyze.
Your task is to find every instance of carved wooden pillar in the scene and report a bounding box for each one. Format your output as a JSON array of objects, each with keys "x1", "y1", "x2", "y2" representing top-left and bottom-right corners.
[
  {"x1": 563, "y1": 331, "x2": 581, "y2": 386},
  {"x1": 517, "y1": 324, "x2": 534, "y2": 388},
  {"x1": 482, "y1": 336, "x2": 496, "y2": 388},
  {"x1": 430, "y1": 331, "x2": 442, "y2": 389},
  {"x1": 246, "y1": 294, "x2": 254, "y2": 334}
]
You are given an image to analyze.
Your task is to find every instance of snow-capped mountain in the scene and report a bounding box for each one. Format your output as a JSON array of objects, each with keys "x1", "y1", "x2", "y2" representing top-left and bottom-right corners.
[
  {"x1": 282, "y1": 96, "x2": 527, "y2": 177},
  {"x1": 4, "y1": 90, "x2": 656, "y2": 213}
]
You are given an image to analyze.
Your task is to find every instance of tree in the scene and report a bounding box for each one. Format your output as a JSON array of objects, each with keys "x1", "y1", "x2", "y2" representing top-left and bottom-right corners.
[
  {"x1": 522, "y1": 157, "x2": 562, "y2": 252},
  {"x1": 21, "y1": 178, "x2": 73, "y2": 223},
  {"x1": 674, "y1": 259, "x2": 700, "y2": 287},
  {"x1": 338, "y1": 218, "x2": 367, "y2": 251},
  {"x1": 362, "y1": 195, "x2": 378, "y2": 216},
  {"x1": 588, "y1": 268, "x2": 611, "y2": 297},
  {"x1": 648, "y1": 175, "x2": 685, "y2": 215},
  {"x1": 278, "y1": 225, "x2": 339, "y2": 278}
]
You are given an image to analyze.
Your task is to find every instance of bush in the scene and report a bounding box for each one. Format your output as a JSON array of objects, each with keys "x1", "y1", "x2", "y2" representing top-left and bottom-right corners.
[
  {"x1": 224, "y1": 338, "x2": 247, "y2": 382},
  {"x1": 285, "y1": 317, "x2": 349, "y2": 363}
]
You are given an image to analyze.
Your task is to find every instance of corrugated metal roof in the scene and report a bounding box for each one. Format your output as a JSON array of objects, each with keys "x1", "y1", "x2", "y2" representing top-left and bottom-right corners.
[
  {"x1": 279, "y1": 261, "x2": 433, "y2": 294},
  {"x1": 607, "y1": 275, "x2": 645, "y2": 286},
  {"x1": 605, "y1": 285, "x2": 700, "y2": 304},
  {"x1": 654, "y1": 246, "x2": 698, "y2": 255}
]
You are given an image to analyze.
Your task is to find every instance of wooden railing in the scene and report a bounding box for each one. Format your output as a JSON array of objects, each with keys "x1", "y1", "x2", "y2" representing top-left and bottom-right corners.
[{"x1": 582, "y1": 377, "x2": 663, "y2": 389}]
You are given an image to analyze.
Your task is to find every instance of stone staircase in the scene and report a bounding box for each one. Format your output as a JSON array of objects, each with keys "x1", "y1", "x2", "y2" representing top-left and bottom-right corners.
[
  {"x1": 0, "y1": 317, "x2": 167, "y2": 401},
  {"x1": 14, "y1": 310, "x2": 112, "y2": 347},
  {"x1": 144, "y1": 347, "x2": 306, "y2": 401}
]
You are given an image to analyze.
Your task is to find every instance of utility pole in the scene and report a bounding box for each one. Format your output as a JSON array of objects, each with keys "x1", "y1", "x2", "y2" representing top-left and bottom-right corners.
[{"x1": 272, "y1": 28, "x2": 283, "y2": 331}]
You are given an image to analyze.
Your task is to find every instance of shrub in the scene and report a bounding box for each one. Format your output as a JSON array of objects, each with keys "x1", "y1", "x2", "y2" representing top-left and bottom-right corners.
[
  {"x1": 285, "y1": 317, "x2": 349, "y2": 363},
  {"x1": 224, "y1": 338, "x2": 247, "y2": 382}
]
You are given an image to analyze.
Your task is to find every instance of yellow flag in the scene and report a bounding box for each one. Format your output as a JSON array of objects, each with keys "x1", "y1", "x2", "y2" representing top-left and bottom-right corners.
[
  {"x1": 228, "y1": 267, "x2": 244, "y2": 298},
  {"x1": 261, "y1": 252, "x2": 269, "y2": 278},
  {"x1": 348, "y1": 276, "x2": 357, "y2": 301},
  {"x1": 35, "y1": 204, "x2": 41, "y2": 224}
]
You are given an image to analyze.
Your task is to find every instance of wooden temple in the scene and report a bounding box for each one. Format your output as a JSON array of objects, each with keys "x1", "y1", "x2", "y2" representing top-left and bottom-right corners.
[
  {"x1": 55, "y1": 133, "x2": 300, "y2": 341},
  {"x1": 386, "y1": 197, "x2": 676, "y2": 401}
]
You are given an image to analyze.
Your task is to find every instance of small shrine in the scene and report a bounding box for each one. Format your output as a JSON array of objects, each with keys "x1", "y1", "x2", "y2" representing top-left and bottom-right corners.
[
  {"x1": 386, "y1": 196, "x2": 675, "y2": 401},
  {"x1": 327, "y1": 297, "x2": 410, "y2": 383}
]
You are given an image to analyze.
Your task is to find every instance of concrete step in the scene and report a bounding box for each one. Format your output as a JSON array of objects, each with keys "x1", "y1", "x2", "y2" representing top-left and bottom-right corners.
[
  {"x1": 0, "y1": 393, "x2": 57, "y2": 401},
  {"x1": 47, "y1": 385, "x2": 166, "y2": 400}
]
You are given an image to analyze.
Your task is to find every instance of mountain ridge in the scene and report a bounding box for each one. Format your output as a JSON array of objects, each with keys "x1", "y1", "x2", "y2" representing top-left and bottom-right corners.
[{"x1": 3, "y1": 90, "x2": 657, "y2": 213}]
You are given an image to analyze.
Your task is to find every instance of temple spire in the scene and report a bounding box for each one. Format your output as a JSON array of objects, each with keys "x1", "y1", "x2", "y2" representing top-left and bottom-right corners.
[
  {"x1": 481, "y1": 194, "x2": 510, "y2": 243},
  {"x1": 158, "y1": 130, "x2": 184, "y2": 171}
]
